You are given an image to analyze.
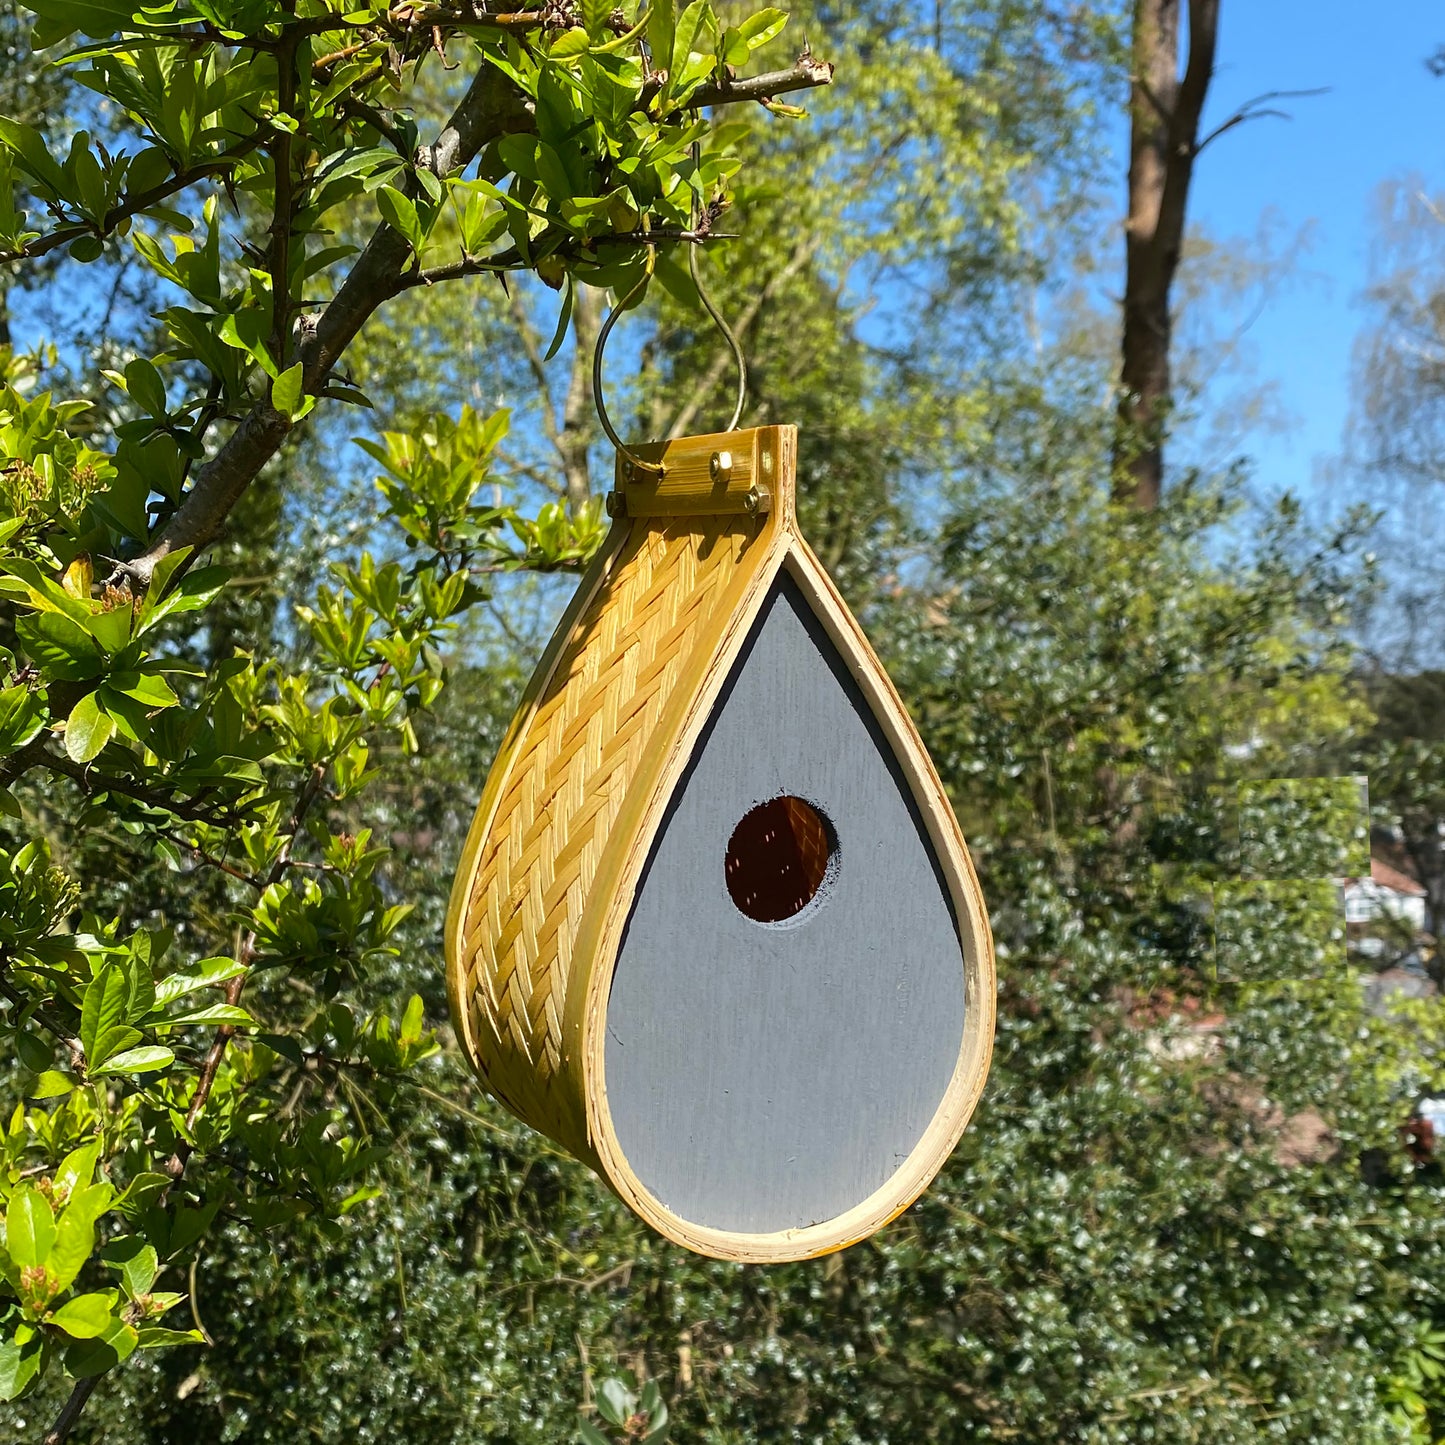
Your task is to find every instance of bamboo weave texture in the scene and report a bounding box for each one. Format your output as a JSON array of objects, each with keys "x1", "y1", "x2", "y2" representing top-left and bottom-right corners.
[{"x1": 454, "y1": 515, "x2": 757, "y2": 1141}]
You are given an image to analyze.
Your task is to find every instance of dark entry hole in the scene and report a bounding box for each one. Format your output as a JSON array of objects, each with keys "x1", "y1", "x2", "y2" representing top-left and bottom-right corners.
[{"x1": 724, "y1": 796, "x2": 837, "y2": 924}]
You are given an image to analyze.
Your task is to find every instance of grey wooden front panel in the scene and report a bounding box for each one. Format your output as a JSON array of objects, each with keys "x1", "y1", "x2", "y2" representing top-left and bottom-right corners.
[{"x1": 604, "y1": 575, "x2": 967, "y2": 1234}]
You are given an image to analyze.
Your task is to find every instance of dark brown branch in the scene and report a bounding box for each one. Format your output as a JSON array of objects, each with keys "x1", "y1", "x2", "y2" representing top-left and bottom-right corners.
[
  {"x1": 40, "y1": 748, "x2": 242, "y2": 826},
  {"x1": 1194, "y1": 86, "x2": 1329, "y2": 155},
  {"x1": 43, "y1": 1376, "x2": 101, "y2": 1445},
  {"x1": 269, "y1": 38, "x2": 300, "y2": 364},
  {"x1": 163, "y1": 828, "x2": 264, "y2": 887},
  {"x1": 0, "y1": 137, "x2": 265, "y2": 265}
]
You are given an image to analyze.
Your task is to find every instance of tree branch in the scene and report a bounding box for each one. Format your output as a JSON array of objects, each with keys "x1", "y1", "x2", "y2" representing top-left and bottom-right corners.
[
  {"x1": 43, "y1": 1376, "x2": 101, "y2": 1445},
  {"x1": 672, "y1": 55, "x2": 835, "y2": 110},
  {"x1": 1194, "y1": 86, "x2": 1329, "y2": 156},
  {"x1": 119, "y1": 46, "x2": 834, "y2": 588},
  {"x1": 39, "y1": 746, "x2": 246, "y2": 826},
  {"x1": 0, "y1": 137, "x2": 266, "y2": 265},
  {"x1": 123, "y1": 64, "x2": 532, "y2": 589}
]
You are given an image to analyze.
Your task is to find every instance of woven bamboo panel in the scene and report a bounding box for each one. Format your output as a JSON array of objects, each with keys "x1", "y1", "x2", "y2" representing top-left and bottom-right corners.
[{"x1": 451, "y1": 510, "x2": 764, "y2": 1153}]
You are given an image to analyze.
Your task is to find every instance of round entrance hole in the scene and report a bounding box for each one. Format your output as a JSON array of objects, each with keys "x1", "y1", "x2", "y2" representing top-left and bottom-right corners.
[{"x1": 724, "y1": 795, "x2": 837, "y2": 924}]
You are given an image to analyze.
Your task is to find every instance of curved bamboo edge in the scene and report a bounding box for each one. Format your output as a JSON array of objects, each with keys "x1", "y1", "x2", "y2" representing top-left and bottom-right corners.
[
  {"x1": 443, "y1": 522, "x2": 629, "y2": 1151},
  {"x1": 580, "y1": 488, "x2": 995, "y2": 1263}
]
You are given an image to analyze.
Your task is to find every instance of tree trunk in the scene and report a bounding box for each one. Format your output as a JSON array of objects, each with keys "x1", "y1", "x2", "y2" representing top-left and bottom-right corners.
[{"x1": 1117, "y1": 0, "x2": 1220, "y2": 508}]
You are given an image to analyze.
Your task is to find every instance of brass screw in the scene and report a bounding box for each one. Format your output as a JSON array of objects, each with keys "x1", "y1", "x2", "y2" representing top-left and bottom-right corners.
[
  {"x1": 710, "y1": 450, "x2": 733, "y2": 482},
  {"x1": 744, "y1": 485, "x2": 766, "y2": 516}
]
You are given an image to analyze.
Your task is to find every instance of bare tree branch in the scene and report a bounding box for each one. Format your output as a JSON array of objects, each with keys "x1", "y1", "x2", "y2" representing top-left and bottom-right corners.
[
  {"x1": 675, "y1": 55, "x2": 835, "y2": 109},
  {"x1": 1194, "y1": 86, "x2": 1329, "y2": 155}
]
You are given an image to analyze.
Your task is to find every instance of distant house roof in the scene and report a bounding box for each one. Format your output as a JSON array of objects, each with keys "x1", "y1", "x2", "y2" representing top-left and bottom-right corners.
[{"x1": 1362, "y1": 857, "x2": 1427, "y2": 898}]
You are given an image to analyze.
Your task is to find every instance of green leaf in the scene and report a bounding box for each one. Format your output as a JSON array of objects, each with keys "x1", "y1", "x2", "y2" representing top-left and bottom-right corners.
[
  {"x1": 648, "y1": 0, "x2": 675, "y2": 82},
  {"x1": 54, "y1": 1140, "x2": 100, "y2": 1200},
  {"x1": 0, "y1": 685, "x2": 44, "y2": 751},
  {"x1": 49, "y1": 1292, "x2": 115, "y2": 1339},
  {"x1": 136, "y1": 1325, "x2": 204, "y2": 1348},
  {"x1": 580, "y1": 0, "x2": 611, "y2": 40},
  {"x1": 376, "y1": 186, "x2": 423, "y2": 251},
  {"x1": 80, "y1": 961, "x2": 141, "y2": 1070},
  {"x1": 135, "y1": 546, "x2": 194, "y2": 625},
  {"x1": 27, "y1": 1071, "x2": 74, "y2": 1100},
  {"x1": 0, "y1": 117, "x2": 65, "y2": 194},
  {"x1": 0, "y1": 1336, "x2": 40, "y2": 1402},
  {"x1": 92, "y1": 1045, "x2": 175, "y2": 1076},
  {"x1": 668, "y1": 0, "x2": 717, "y2": 98},
  {"x1": 105, "y1": 669, "x2": 179, "y2": 707},
  {"x1": 64, "y1": 1183, "x2": 114, "y2": 1232},
  {"x1": 217, "y1": 311, "x2": 279, "y2": 379},
  {"x1": 597, "y1": 1378, "x2": 632, "y2": 1426},
  {"x1": 122, "y1": 357, "x2": 167, "y2": 416},
  {"x1": 64, "y1": 1316, "x2": 137, "y2": 1377},
  {"x1": 543, "y1": 275, "x2": 577, "y2": 361},
  {"x1": 5, "y1": 1186, "x2": 55, "y2": 1270},
  {"x1": 64, "y1": 690, "x2": 114, "y2": 763},
  {"x1": 399, "y1": 993, "x2": 425, "y2": 1047},
  {"x1": 159, "y1": 1005, "x2": 252, "y2": 1028},
  {"x1": 271, "y1": 362, "x2": 307, "y2": 421},
  {"x1": 138, "y1": 564, "x2": 229, "y2": 632},
  {"x1": 152, "y1": 956, "x2": 247, "y2": 1009},
  {"x1": 15, "y1": 1031, "x2": 49, "y2": 1072},
  {"x1": 550, "y1": 25, "x2": 591, "y2": 57},
  {"x1": 50, "y1": 1206, "x2": 97, "y2": 1296},
  {"x1": 105, "y1": 1237, "x2": 157, "y2": 1298},
  {"x1": 735, "y1": 6, "x2": 786, "y2": 48},
  {"x1": 578, "y1": 1421, "x2": 612, "y2": 1445},
  {"x1": 15, "y1": 611, "x2": 104, "y2": 680}
]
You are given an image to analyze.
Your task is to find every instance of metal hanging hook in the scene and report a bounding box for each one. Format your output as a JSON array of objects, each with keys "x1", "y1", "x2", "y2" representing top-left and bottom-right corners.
[
  {"x1": 689, "y1": 234, "x2": 747, "y2": 434},
  {"x1": 682, "y1": 135, "x2": 747, "y2": 433},
  {"x1": 593, "y1": 159, "x2": 749, "y2": 480},
  {"x1": 592, "y1": 247, "x2": 664, "y2": 479}
]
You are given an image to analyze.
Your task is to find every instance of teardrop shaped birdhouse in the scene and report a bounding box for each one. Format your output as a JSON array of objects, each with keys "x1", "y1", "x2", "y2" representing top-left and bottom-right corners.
[{"x1": 445, "y1": 426, "x2": 994, "y2": 1261}]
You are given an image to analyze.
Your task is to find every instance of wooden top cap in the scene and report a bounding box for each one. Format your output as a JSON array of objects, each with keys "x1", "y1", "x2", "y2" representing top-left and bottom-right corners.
[{"x1": 608, "y1": 427, "x2": 794, "y2": 521}]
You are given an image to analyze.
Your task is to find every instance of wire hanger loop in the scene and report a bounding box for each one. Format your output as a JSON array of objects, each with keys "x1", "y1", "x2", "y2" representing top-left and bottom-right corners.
[
  {"x1": 593, "y1": 164, "x2": 749, "y2": 478},
  {"x1": 592, "y1": 246, "x2": 663, "y2": 479}
]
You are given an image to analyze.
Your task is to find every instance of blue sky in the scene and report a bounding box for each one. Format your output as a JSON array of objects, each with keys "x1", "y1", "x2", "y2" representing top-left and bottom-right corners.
[{"x1": 1183, "y1": 2, "x2": 1444, "y2": 501}]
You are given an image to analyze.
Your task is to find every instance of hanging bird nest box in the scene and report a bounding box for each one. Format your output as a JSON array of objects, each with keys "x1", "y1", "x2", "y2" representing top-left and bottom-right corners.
[{"x1": 445, "y1": 425, "x2": 994, "y2": 1261}]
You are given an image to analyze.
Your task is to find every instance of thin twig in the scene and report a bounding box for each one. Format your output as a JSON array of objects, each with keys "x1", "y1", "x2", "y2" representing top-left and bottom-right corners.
[{"x1": 1195, "y1": 86, "x2": 1329, "y2": 155}]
